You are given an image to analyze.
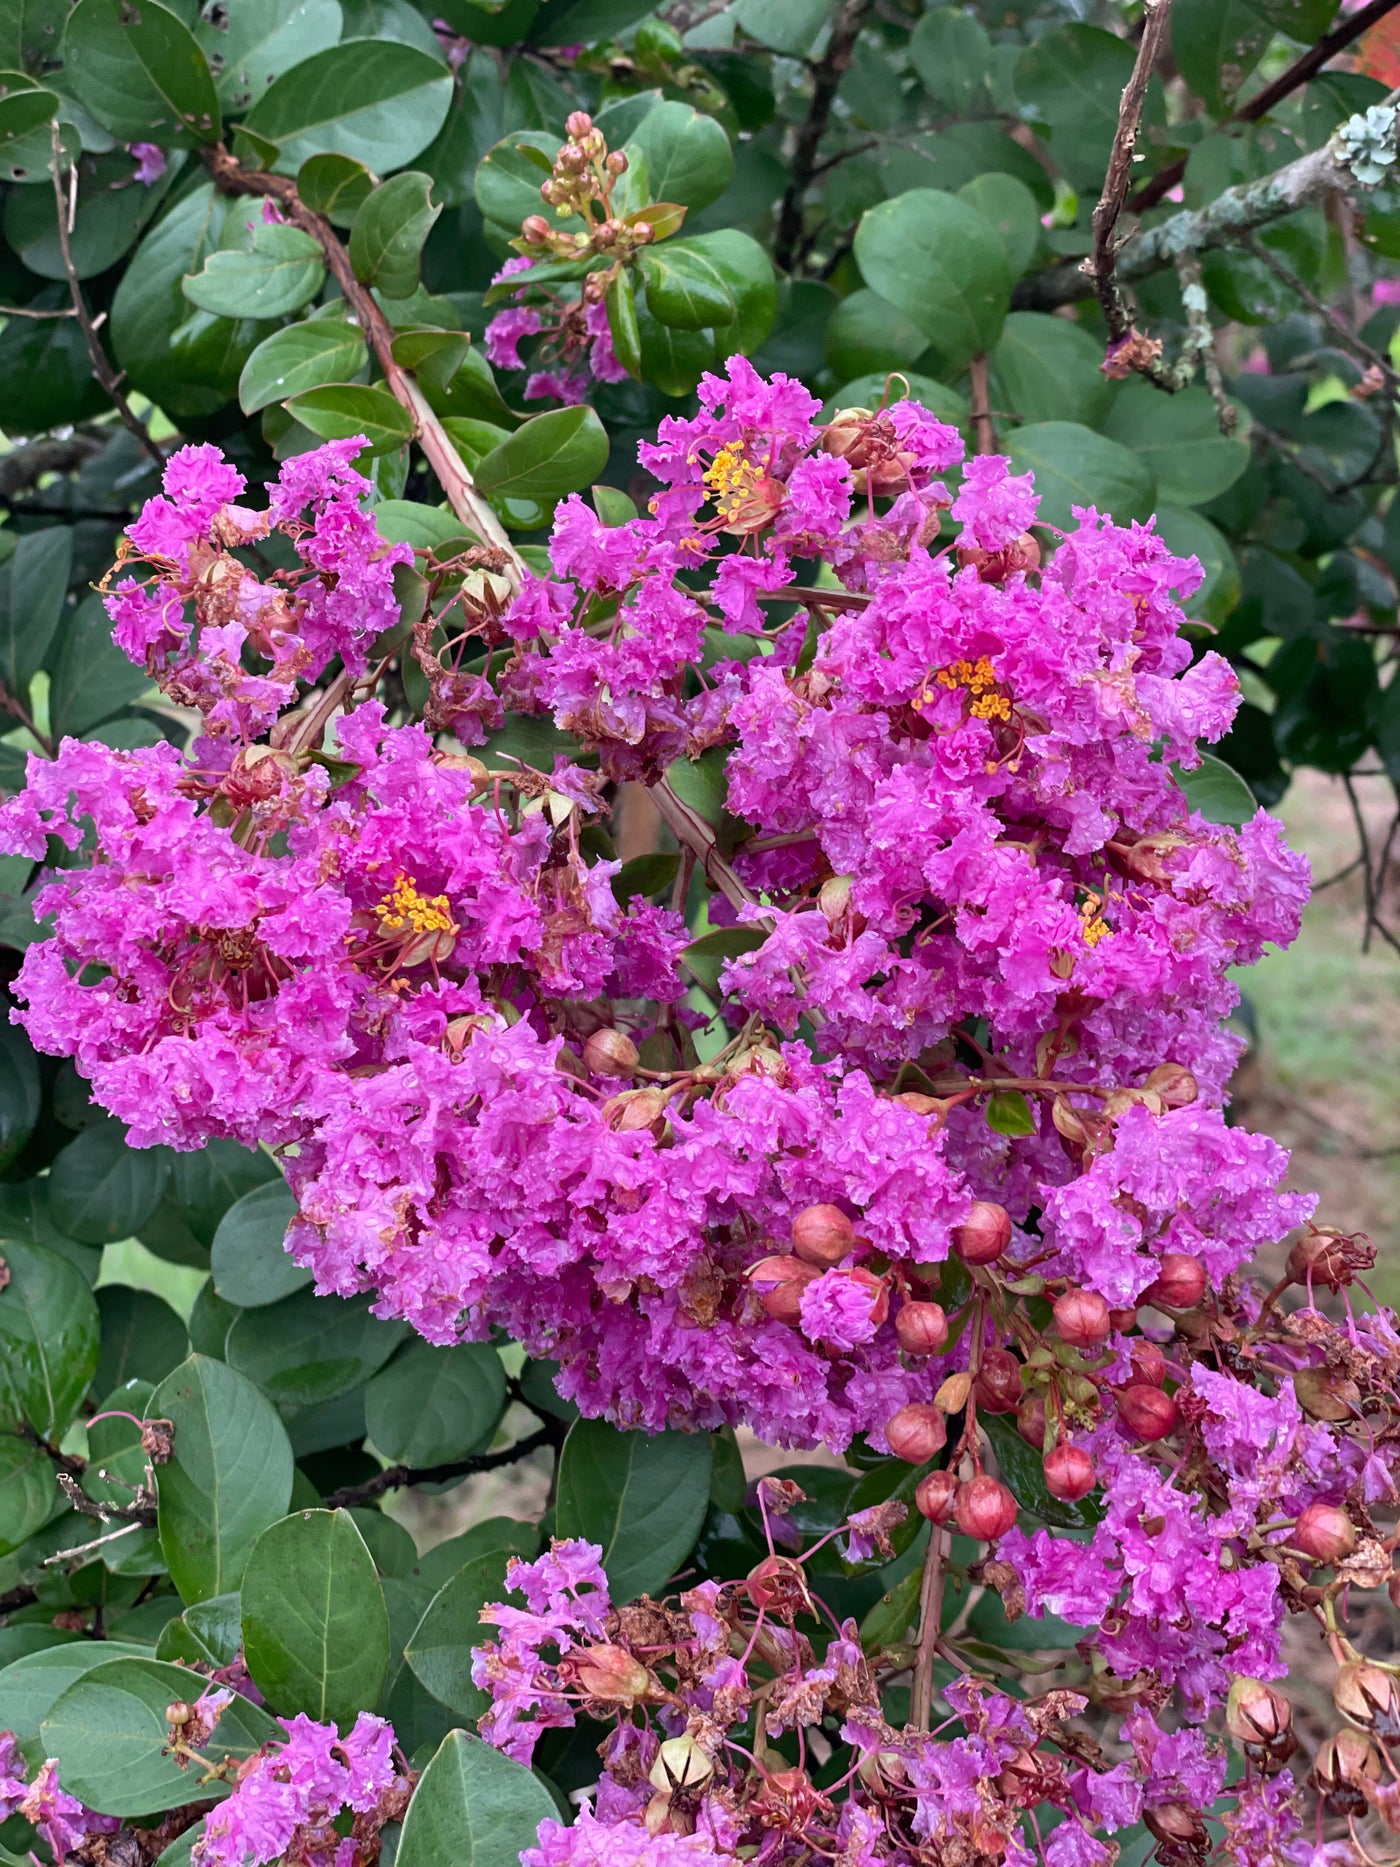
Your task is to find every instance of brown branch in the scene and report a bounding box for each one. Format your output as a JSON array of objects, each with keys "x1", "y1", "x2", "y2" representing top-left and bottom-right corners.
[
  {"x1": 323, "y1": 1424, "x2": 556, "y2": 1509},
  {"x1": 911, "y1": 1525, "x2": 947, "y2": 1730},
  {"x1": 773, "y1": 0, "x2": 878, "y2": 273},
  {"x1": 0, "y1": 683, "x2": 56, "y2": 758},
  {"x1": 1087, "y1": 0, "x2": 1175, "y2": 344},
  {"x1": 56, "y1": 1469, "x2": 157, "y2": 1527},
  {"x1": 968, "y1": 355, "x2": 995, "y2": 455},
  {"x1": 0, "y1": 303, "x2": 77, "y2": 318},
  {"x1": 0, "y1": 431, "x2": 106, "y2": 499},
  {"x1": 202, "y1": 145, "x2": 522, "y2": 574},
  {"x1": 1129, "y1": 0, "x2": 1400, "y2": 215},
  {"x1": 0, "y1": 1583, "x2": 37, "y2": 1613},
  {"x1": 50, "y1": 127, "x2": 166, "y2": 472},
  {"x1": 1244, "y1": 233, "x2": 1398, "y2": 386}
]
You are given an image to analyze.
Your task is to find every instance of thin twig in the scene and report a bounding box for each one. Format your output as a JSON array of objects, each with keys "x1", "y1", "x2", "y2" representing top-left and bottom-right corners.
[
  {"x1": 43, "y1": 1521, "x2": 145, "y2": 1567},
  {"x1": 0, "y1": 684, "x2": 55, "y2": 758},
  {"x1": 968, "y1": 356, "x2": 995, "y2": 455},
  {"x1": 322, "y1": 1425, "x2": 557, "y2": 1509},
  {"x1": 0, "y1": 303, "x2": 78, "y2": 319},
  {"x1": 1344, "y1": 773, "x2": 1400, "y2": 959},
  {"x1": 1086, "y1": 0, "x2": 1175, "y2": 345},
  {"x1": 0, "y1": 1583, "x2": 37, "y2": 1613},
  {"x1": 1129, "y1": 0, "x2": 1400, "y2": 215},
  {"x1": 0, "y1": 432, "x2": 106, "y2": 498},
  {"x1": 50, "y1": 127, "x2": 165, "y2": 471},
  {"x1": 911, "y1": 1527, "x2": 946, "y2": 1730},
  {"x1": 773, "y1": 0, "x2": 878, "y2": 273},
  {"x1": 56, "y1": 1469, "x2": 157, "y2": 1527},
  {"x1": 1245, "y1": 234, "x2": 1398, "y2": 387},
  {"x1": 1175, "y1": 252, "x2": 1237, "y2": 431}
]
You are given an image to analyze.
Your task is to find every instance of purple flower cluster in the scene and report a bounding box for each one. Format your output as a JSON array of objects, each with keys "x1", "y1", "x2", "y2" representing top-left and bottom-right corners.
[
  {"x1": 0, "y1": 1734, "x2": 119, "y2": 1864},
  {"x1": 485, "y1": 256, "x2": 628, "y2": 406}
]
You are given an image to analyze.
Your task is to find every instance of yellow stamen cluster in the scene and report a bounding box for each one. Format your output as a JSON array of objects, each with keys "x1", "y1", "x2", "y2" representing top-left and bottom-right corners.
[
  {"x1": 704, "y1": 442, "x2": 760, "y2": 522},
  {"x1": 378, "y1": 874, "x2": 457, "y2": 938},
  {"x1": 1079, "y1": 897, "x2": 1112, "y2": 947},
  {"x1": 913, "y1": 655, "x2": 1009, "y2": 718}
]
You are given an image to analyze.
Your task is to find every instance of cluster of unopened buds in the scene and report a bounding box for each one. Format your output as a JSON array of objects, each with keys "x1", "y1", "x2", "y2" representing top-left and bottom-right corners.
[{"x1": 520, "y1": 111, "x2": 658, "y2": 259}]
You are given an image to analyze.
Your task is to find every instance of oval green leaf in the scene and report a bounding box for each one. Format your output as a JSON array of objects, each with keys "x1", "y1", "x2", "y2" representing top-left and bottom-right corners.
[
  {"x1": 365, "y1": 1340, "x2": 507, "y2": 1467},
  {"x1": 473, "y1": 404, "x2": 609, "y2": 504},
  {"x1": 348, "y1": 170, "x2": 441, "y2": 300},
  {"x1": 555, "y1": 1418, "x2": 712, "y2": 1603},
  {"x1": 183, "y1": 223, "x2": 325, "y2": 320},
  {"x1": 404, "y1": 1549, "x2": 512, "y2": 1720},
  {"x1": 61, "y1": 0, "x2": 221, "y2": 145},
  {"x1": 242, "y1": 41, "x2": 452, "y2": 172},
  {"x1": 0, "y1": 1240, "x2": 99, "y2": 1439},
  {"x1": 47, "y1": 1118, "x2": 171, "y2": 1245},
  {"x1": 853, "y1": 188, "x2": 1011, "y2": 372},
  {"x1": 241, "y1": 1509, "x2": 390, "y2": 1724},
  {"x1": 210, "y1": 1180, "x2": 306, "y2": 1308},
  {"x1": 396, "y1": 1730, "x2": 557, "y2": 1867},
  {"x1": 286, "y1": 382, "x2": 415, "y2": 456},
  {"x1": 1004, "y1": 421, "x2": 1156, "y2": 532}
]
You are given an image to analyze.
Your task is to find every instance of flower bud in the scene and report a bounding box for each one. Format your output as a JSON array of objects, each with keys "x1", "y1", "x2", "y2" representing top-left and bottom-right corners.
[
  {"x1": 895, "y1": 1299, "x2": 948, "y2": 1356},
  {"x1": 1016, "y1": 1393, "x2": 1047, "y2": 1449},
  {"x1": 747, "y1": 1255, "x2": 817, "y2": 1325},
  {"x1": 1293, "y1": 1502, "x2": 1357, "y2": 1565},
  {"x1": 954, "y1": 1475, "x2": 1018, "y2": 1541},
  {"x1": 885, "y1": 1403, "x2": 948, "y2": 1465},
  {"x1": 1144, "y1": 1253, "x2": 1206, "y2": 1310},
  {"x1": 1334, "y1": 1660, "x2": 1400, "y2": 1728},
  {"x1": 934, "y1": 1371, "x2": 971, "y2": 1413},
  {"x1": 820, "y1": 407, "x2": 875, "y2": 460},
  {"x1": 1052, "y1": 1287, "x2": 1111, "y2": 1349},
  {"x1": 1226, "y1": 1677, "x2": 1293, "y2": 1747},
  {"x1": 1143, "y1": 1062, "x2": 1198, "y2": 1108},
  {"x1": 818, "y1": 873, "x2": 853, "y2": 922},
  {"x1": 1043, "y1": 1443, "x2": 1095, "y2": 1502},
  {"x1": 1293, "y1": 1367, "x2": 1361, "y2": 1423},
  {"x1": 1314, "y1": 1728, "x2": 1381, "y2": 1809},
  {"x1": 1126, "y1": 1340, "x2": 1167, "y2": 1388},
  {"x1": 166, "y1": 1701, "x2": 194, "y2": 1726},
  {"x1": 915, "y1": 1468, "x2": 958, "y2": 1523},
  {"x1": 952, "y1": 1200, "x2": 1011, "y2": 1266},
  {"x1": 649, "y1": 1733, "x2": 713, "y2": 1792},
  {"x1": 974, "y1": 1346, "x2": 1022, "y2": 1415},
  {"x1": 583, "y1": 1027, "x2": 639, "y2": 1077},
  {"x1": 1144, "y1": 1805, "x2": 1208, "y2": 1849},
  {"x1": 633, "y1": 221, "x2": 654, "y2": 244},
  {"x1": 574, "y1": 1644, "x2": 651, "y2": 1702},
  {"x1": 605, "y1": 150, "x2": 628, "y2": 174},
  {"x1": 791, "y1": 1203, "x2": 855, "y2": 1267},
  {"x1": 1107, "y1": 1305, "x2": 1138, "y2": 1331},
  {"x1": 1116, "y1": 1384, "x2": 1177, "y2": 1441},
  {"x1": 565, "y1": 110, "x2": 594, "y2": 138},
  {"x1": 522, "y1": 215, "x2": 551, "y2": 244}
]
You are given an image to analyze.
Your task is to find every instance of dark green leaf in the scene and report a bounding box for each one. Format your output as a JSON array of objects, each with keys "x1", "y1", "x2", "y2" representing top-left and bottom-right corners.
[
  {"x1": 0, "y1": 1429, "x2": 55, "y2": 1555},
  {"x1": 47, "y1": 1119, "x2": 170, "y2": 1245},
  {"x1": 184, "y1": 221, "x2": 325, "y2": 319},
  {"x1": 0, "y1": 77, "x2": 57, "y2": 178},
  {"x1": 41, "y1": 1657, "x2": 277, "y2": 1816},
  {"x1": 239, "y1": 319, "x2": 368, "y2": 414},
  {"x1": 0, "y1": 301, "x2": 109, "y2": 434},
  {"x1": 681, "y1": 926, "x2": 766, "y2": 997},
  {"x1": 0, "y1": 526, "x2": 71, "y2": 701},
  {"x1": 405, "y1": 1550, "x2": 512, "y2": 1720},
  {"x1": 286, "y1": 383, "x2": 415, "y2": 456},
  {"x1": 1101, "y1": 381, "x2": 1250, "y2": 508},
  {"x1": 638, "y1": 239, "x2": 736, "y2": 330},
  {"x1": 0, "y1": 1023, "x2": 38, "y2": 1174},
  {"x1": 4, "y1": 145, "x2": 175, "y2": 280},
  {"x1": 474, "y1": 404, "x2": 609, "y2": 503},
  {"x1": 195, "y1": 0, "x2": 343, "y2": 113},
  {"x1": 225, "y1": 1288, "x2": 407, "y2": 1408},
  {"x1": 1172, "y1": 753, "x2": 1258, "y2": 828},
  {"x1": 210, "y1": 1180, "x2": 306, "y2": 1308},
  {"x1": 0, "y1": 1240, "x2": 99, "y2": 1438},
  {"x1": 854, "y1": 189, "x2": 1011, "y2": 371},
  {"x1": 0, "y1": 1642, "x2": 155, "y2": 1771},
  {"x1": 1004, "y1": 422, "x2": 1156, "y2": 531},
  {"x1": 624, "y1": 100, "x2": 733, "y2": 212},
  {"x1": 395, "y1": 1730, "x2": 557, "y2": 1867},
  {"x1": 47, "y1": 595, "x2": 155, "y2": 741},
  {"x1": 391, "y1": 328, "x2": 471, "y2": 395},
  {"x1": 155, "y1": 1593, "x2": 242, "y2": 1669},
  {"x1": 61, "y1": 0, "x2": 220, "y2": 145},
  {"x1": 241, "y1": 1509, "x2": 390, "y2": 1723},
  {"x1": 731, "y1": 0, "x2": 827, "y2": 55},
  {"x1": 910, "y1": 8, "x2": 991, "y2": 114},
  {"x1": 990, "y1": 313, "x2": 1111, "y2": 428},
  {"x1": 243, "y1": 42, "x2": 453, "y2": 172},
  {"x1": 1172, "y1": 0, "x2": 1270, "y2": 115},
  {"x1": 859, "y1": 1557, "x2": 924, "y2": 1651},
  {"x1": 1014, "y1": 25, "x2": 1159, "y2": 193},
  {"x1": 149, "y1": 1354, "x2": 295, "y2": 1603},
  {"x1": 297, "y1": 151, "x2": 375, "y2": 226},
  {"x1": 980, "y1": 1411, "x2": 1099, "y2": 1530},
  {"x1": 606, "y1": 268, "x2": 642, "y2": 379},
  {"x1": 825, "y1": 286, "x2": 929, "y2": 380},
  {"x1": 473, "y1": 130, "x2": 564, "y2": 233},
  {"x1": 555, "y1": 1418, "x2": 712, "y2": 1602},
  {"x1": 365, "y1": 1341, "x2": 506, "y2": 1467},
  {"x1": 612, "y1": 850, "x2": 680, "y2": 905},
  {"x1": 94, "y1": 1286, "x2": 188, "y2": 1397},
  {"x1": 349, "y1": 171, "x2": 441, "y2": 299}
]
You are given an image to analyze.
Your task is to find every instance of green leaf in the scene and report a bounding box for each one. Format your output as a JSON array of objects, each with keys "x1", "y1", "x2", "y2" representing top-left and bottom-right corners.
[
  {"x1": 0, "y1": 1643, "x2": 155, "y2": 1771},
  {"x1": 0, "y1": 525, "x2": 71, "y2": 701},
  {"x1": 555, "y1": 1418, "x2": 712, "y2": 1602},
  {"x1": 606, "y1": 269, "x2": 642, "y2": 379},
  {"x1": 396, "y1": 1730, "x2": 557, "y2": 1867},
  {"x1": 47, "y1": 594, "x2": 155, "y2": 740},
  {"x1": 194, "y1": 0, "x2": 343, "y2": 114},
  {"x1": 638, "y1": 239, "x2": 736, "y2": 330},
  {"x1": 910, "y1": 8, "x2": 991, "y2": 114},
  {"x1": 1154, "y1": 506, "x2": 1239, "y2": 625},
  {"x1": 0, "y1": 76, "x2": 56, "y2": 173},
  {"x1": 391, "y1": 328, "x2": 471, "y2": 395},
  {"x1": 860, "y1": 1557, "x2": 924, "y2": 1652},
  {"x1": 243, "y1": 42, "x2": 452, "y2": 172},
  {"x1": 825, "y1": 287, "x2": 930, "y2": 381},
  {"x1": 980, "y1": 1411, "x2": 1099, "y2": 1530},
  {"x1": 990, "y1": 313, "x2": 1111, "y2": 428},
  {"x1": 370, "y1": 499, "x2": 474, "y2": 553},
  {"x1": 349, "y1": 171, "x2": 441, "y2": 299},
  {"x1": 612, "y1": 850, "x2": 680, "y2": 906},
  {"x1": 148, "y1": 1354, "x2": 295, "y2": 1603},
  {"x1": 61, "y1": 0, "x2": 220, "y2": 145},
  {"x1": 184, "y1": 221, "x2": 325, "y2": 319},
  {"x1": 241, "y1": 1509, "x2": 390, "y2": 1723},
  {"x1": 0, "y1": 296, "x2": 108, "y2": 431},
  {"x1": 0, "y1": 1241, "x2": 99, "y2": 1439},
  {"x1": 958, "y1": 173, "x2": 1043, "y2": 283},
  {"x1": 1101, "y1": 381, "x2": 1250, "y2": 509},
  {"x1": 156, "y1": 1593, "x2": 242, "y2": 1669},
  {"x1": 0, "y1": 1430, "x2": 55, "y2": 1555},
  {"x1": 41, "y1": 1656, "x2": 277, "y2": 1816},
  {"x1": 1172, "y1": 0, "x2": 1270, "y2": 115},
  {"x1": 405, "y1": 1550, "x2": 511, "y2": 1719},
  {"x1": 0, "y1": 1023, "x2": 38, "y2": 1173},
  {"x1": 1172, "y1": 753, "x2": 1257, "y2": 828},
  {"x1": 365, "y1": 1341, "x2": 506, "y2": 1467},
  {"x1": 47, "y1": 1119, "x2": 170, "y2": 1245},
  {"x1": 225, "y1": 1288, "x2": 407, "y2": 1409},
  {"x1": 297, "y1": 151, "x2": 374, "y2": 226},
  {"x1": 624, "y1": 100, "x2": 733, "y2": 212},
  {"x1": 680, "y1": 926, "x2": 766, "y2": 997},
  {"x1": 854, "y1": 189, "x2": 1011, "y2": 372},
  {"x1": 986, "y1": 1090, "x2": 1036, "y2": 1137},
  {"x1": 210, "y1": 1180, "x2": 306, "y2": 1308},
  {"x1": 1014, "y1": 25, "x2": 1159, "y2": 193},
  {"x1": 731, "y1": 0, "x2": 827, "y2": 55},
  {"x1": 94, "y1": 1286, "x2": 188, "y2": 1397},
  {"x1": 1004, "y1": 421, "x2": 1156, "y2": 532},
  {"x1": 286, "y1": 383, "x2": 415, "y2": 456},
  {"x1": 474, "y1": 404, "x2": 609, "y2": 503},
  {"x1": 239, "y1": 319, "x2": 368, "y2": 414},
  {"x1": 170, "y1": 1141, "x2": 280, "y2": 1249},
  {"x1": 474, "y1": 130, "x2": 565, "y2": 233}
]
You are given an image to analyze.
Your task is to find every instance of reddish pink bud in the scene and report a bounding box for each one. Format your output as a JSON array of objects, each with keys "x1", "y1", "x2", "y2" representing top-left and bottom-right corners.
[
  {"x1": 1293, "y1": 1503, "x2": 1356, "y2": 1565},
  {"x1": 952, "y1": 1200, "x2": 1011, "y2": 1266},
  {"x1": 915, "y1": 1468, "x2": 958, "y2": 1523},
  {"x1": 747, "y1": 1255, "x2": 817, "y2": 1325},
  {"x1": 583, "y1": 1028, "x2": 639, "y2": 1076},
  {"x1": 1143, "y1": 1062, "x2": 1198, "y2": 1108},
  {"x1": 565, "y1": 110, "x2": 594, "y2": 137},
  {"x1": 954, "y1": 1475, "x2": 1018, "y2": 1541},
  {"x1": 1052, "y1": 1287, "x2": 1111, "y2": 1349},
  {"x1": 1144, "y1": 1252, "x2": 1207, "y2": 1310},
  {"x1": 1287, "y1": 1226, "x2": 1377, "y2": 1292},
  {"x1": 885, "y1": 1403, "x2": 948, "y2": 1465},
  {"x1": 791, "y1": 1203, "x2": 855, "y2": 1267},
  {"x1": 974, "y1": 1346, "x2": 1023, "y2": 1415},
  {"x1": 1127, "y1": 1340, "x2": 1167, "y2": 1389},
  {"x1": 1116, "y1": 1384, "x2": 1177, "y2": 1441},
  {"x1": 522, "y1": 215, "x2": 551, "y2": 243},
  {"x1": 1016, "y1": 1393, "x2": 1047, "y2": 1449},
  {"x1": 1107, "y1": 1305, "x2": 1138, "y2": 1331},
  {"x1": 895, "y1": 1299, "x2": 948, "y2": 1356},
  {"x1": 1043, "y1": 1443, "x2": 1096, "y2": 1502}
]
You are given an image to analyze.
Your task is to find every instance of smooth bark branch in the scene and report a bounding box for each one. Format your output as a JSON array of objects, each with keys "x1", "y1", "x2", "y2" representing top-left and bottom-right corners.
[
  {"x1": 774, "y1": 0, "x2": 878, "y2": 272},
  {"x1": 204, "y1": 146, "x2": 525, "y2": 577},
  {"x1": 1128, "y1": 0, "x2": 1400, "y2": 215},
  {"x1": 1015, "y1": 108, "x2": 1400, "y2": 311}
]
